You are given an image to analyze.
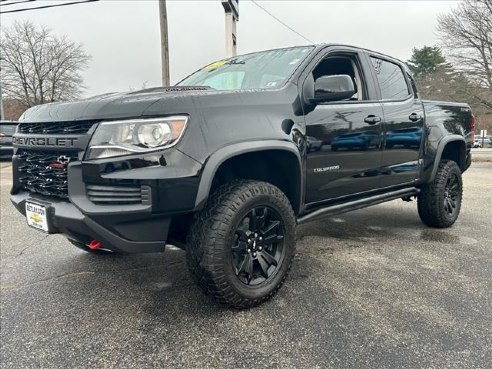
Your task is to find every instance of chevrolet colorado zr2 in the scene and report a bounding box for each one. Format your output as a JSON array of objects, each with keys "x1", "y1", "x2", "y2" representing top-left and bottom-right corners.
[{"x1": 11, "y1": 45, "x2": 474, "y2": 308}]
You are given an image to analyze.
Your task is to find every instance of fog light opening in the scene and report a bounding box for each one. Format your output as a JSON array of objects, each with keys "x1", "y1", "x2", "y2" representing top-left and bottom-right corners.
[{"x1": 88, "y1": 239, "x2": 102, "y2": 251}]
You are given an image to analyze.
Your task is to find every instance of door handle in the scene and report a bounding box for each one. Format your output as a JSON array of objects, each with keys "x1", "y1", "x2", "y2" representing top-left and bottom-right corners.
[
  {"x1": 364, "y1": 115, "x2": 381, "y2": 125},
  {"x1": 409, "y1": 113, "x2": 423, "y2": 122}
]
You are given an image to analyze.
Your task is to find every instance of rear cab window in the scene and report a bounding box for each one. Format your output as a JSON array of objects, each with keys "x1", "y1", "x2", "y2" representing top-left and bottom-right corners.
[{"x1": 370, "y1": 57, "x2": 411, "y2": 100}]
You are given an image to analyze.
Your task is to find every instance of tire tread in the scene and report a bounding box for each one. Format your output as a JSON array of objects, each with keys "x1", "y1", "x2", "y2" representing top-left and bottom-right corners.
[
  {"x1": 417, "y1": 160, "x2": 463, "y2": 228},
  {"x1": 186, "y1": 180, "x2": 296, "y2": 309}
]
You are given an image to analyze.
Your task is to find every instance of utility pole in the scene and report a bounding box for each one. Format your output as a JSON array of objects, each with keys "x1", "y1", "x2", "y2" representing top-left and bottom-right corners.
[
  {"x1": 159, "y1": 0, "x2": 170, "y2": 86},
  {"x1": 222, "y1": 0, "x2": 239, "y2": 57},
  {"x1": 0, "y1": 83, "x2": 4, "y2": 121},
  {"x1": 0, "y1": 57, "x2": 4, "y2": 120}
]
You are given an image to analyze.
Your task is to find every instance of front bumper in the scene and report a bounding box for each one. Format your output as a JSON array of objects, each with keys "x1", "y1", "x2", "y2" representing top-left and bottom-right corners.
[
  {"x1": 11, "y1": 191, "x2": 170, "y2": 253},
  {"x1": 10, "y1": 147, "x2": 203, "y2": 253}
]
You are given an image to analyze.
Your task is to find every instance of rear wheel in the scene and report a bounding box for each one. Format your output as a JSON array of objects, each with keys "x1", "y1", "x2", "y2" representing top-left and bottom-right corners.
[
  {"x1": 186, "y1": 180, "x2": 296, "y2": 308},
  {"x1": 418, "y1": 160, "x2": 463, "y2": 228}
]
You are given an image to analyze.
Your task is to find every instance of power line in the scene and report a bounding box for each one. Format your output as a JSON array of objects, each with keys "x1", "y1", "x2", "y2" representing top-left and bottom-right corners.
[
  {"x1": 1, "y1": 0, "x2": 35, "y2": 5},
  {"x1": 250, "y1": 0, "x2": 314, "y2": 44},
  {"x1": 0, "y1": 0, "x2": 99, "y2": 14}
]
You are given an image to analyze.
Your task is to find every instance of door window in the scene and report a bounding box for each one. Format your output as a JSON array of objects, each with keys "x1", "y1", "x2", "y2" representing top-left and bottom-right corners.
[
  {"x1": 312, "y1": 55, "x2": 366, "y2": 101},
  {"x1": 370, "y1": 57, "x2": 410, "y2": 100},
  {"x1": 406, "y1": 72, "x2": 419, "y2": 99}
]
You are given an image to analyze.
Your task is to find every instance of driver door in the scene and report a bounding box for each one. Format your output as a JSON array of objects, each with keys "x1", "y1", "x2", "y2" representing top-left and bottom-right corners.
[{"x1": 303, "y1": 50, "x2": 384, "y2": 204}]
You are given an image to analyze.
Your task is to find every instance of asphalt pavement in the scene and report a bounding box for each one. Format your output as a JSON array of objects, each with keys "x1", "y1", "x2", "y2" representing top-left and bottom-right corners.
[{"x1": 1, "y1": 161, "x2": 491, "y2": 369}]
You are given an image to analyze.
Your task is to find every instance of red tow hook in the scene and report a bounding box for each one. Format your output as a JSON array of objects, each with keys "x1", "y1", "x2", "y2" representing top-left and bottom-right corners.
[{"x1": 88, "y1": 240, "x2": 102, "y2": 251}]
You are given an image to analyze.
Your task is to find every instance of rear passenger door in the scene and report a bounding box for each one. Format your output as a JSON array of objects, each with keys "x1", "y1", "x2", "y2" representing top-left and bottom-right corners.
[{"x1": 369, "y1": 56, "x2": 425, "y2": 187}]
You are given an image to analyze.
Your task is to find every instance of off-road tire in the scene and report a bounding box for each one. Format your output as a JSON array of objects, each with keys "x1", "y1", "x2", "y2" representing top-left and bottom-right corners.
[
  {"x1": 186, "y1": 180, "x2": 296, "y2": 309},
  {"x1": 418, "y1": 160, "x2": 463, "y2": 228}
]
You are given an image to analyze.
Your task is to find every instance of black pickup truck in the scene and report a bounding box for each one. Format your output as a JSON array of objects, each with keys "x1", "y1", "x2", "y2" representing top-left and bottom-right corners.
[{"x1": 11, "y1": 44, "x2": 474, "y2": 308}]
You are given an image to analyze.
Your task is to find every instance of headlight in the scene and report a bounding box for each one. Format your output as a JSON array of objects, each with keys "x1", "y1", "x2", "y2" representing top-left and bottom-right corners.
[{"x1": 87, "y1": 116, "x2": 188, "y2": 159}]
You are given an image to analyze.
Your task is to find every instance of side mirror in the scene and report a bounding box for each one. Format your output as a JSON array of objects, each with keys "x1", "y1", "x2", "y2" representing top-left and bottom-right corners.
[{"x1": 312, "y1": 75, "x2": 355, "y2": 103}]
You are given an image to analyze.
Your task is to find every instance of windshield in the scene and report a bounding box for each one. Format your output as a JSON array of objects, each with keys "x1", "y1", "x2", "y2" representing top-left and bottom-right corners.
[{"x1": 177, "y1": 46, "x2": 314, "y2": 91}]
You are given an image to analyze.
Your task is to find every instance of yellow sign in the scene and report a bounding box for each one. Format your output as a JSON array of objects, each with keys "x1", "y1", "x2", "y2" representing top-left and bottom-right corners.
[{"x1": 204, "y1": 60, "x2": 227, "y2": 70}]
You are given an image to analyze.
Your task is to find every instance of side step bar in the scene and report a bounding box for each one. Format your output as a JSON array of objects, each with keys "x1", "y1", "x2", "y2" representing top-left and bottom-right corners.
[{"x1": 297, "y1": 187, "x2": 420, "y2": 225}]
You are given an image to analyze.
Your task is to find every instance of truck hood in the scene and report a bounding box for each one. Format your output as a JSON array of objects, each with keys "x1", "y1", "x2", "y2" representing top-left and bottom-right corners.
[
  {"x1": 19, "y1": 87, "x2": 214, "y2": 123},
  {"x1": 19, "y1": 85, "x2": 298, "y2": 124}
]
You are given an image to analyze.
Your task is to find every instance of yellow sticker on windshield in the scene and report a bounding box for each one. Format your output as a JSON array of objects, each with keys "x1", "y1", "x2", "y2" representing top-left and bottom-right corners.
[{"x1": 205, "y1": 60, "x2": 227, "y2": 70}]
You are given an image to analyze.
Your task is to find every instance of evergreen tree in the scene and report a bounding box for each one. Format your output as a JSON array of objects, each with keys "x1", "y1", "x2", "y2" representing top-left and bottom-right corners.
[{"x1": 407, "y1": 46, "x2": 446, "y2": 76}]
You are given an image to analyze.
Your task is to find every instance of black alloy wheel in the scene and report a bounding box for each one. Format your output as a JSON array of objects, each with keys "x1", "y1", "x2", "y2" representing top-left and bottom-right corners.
[
  {"x1": 232, "y1": 206, "x2": 285, "y2": 286},
  {"x1": 186, "y1": 180, "x2": 296, "y2": 308},
  {"x1": 443, "y1": 173, "x2": 460, "y2": 217}
]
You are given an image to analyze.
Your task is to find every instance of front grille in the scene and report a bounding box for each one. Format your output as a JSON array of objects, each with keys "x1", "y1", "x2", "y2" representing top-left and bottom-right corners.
[
  {"x1": 87, "y1": 184, "x2": 151, "y2": 205},
  {"x1": 17, "y1": 149, "x2": 78, "y2": 199},
  {"x1": 18, "y1": 121, "x2": 95, "y2": 134}
]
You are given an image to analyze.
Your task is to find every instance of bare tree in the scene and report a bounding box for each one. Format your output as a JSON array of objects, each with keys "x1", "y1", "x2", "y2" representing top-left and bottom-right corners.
[
  {"x1": 438, "y1": 0, "x2": 492, "y2": 90},
  {"x1": 0, "y1": 21, "x2": 90, "y2": 108},
  {"x1": 438, "y1": 0, "x2": 492, "y2": 115}
]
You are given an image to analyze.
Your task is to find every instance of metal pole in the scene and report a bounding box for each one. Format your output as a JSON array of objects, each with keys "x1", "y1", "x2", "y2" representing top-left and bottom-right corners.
[
  {"x1": 222, "y1": 1, "x2": 238, "y2": 58},
  {"x1": 224, "y1": 12, "x2": 237, "y2": 57},
  {"x1": 159, "y1": 0, "x2": 170, "y2": 86}
]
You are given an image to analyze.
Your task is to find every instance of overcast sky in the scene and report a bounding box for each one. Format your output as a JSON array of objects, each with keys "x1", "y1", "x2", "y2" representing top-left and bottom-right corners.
[{"x1": 2, "y1": 0, "x2": 459, "y2": 97}]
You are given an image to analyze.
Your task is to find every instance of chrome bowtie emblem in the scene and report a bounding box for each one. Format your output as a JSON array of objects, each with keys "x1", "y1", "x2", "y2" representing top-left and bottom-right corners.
[{"x1": 57, "y1": 155, "x2": 71, "y2": 164}]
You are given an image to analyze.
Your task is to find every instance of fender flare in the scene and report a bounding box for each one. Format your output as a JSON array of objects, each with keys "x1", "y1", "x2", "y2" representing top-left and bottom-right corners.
[
  {"x1": 429, "y1": 135, "x2": 466, "y2": 181},
  {"x1": 194, "y1": 140, "x2": 303, "y2": 211}
]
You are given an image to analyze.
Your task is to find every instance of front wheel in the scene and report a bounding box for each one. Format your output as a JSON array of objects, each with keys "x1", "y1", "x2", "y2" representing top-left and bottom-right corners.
[
  {"x1": 417, "y1": 160, "x2": 463, "y2": 228},
  {"x1": 186, "y1": 180, "x2": 296, "y2": 309}
]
